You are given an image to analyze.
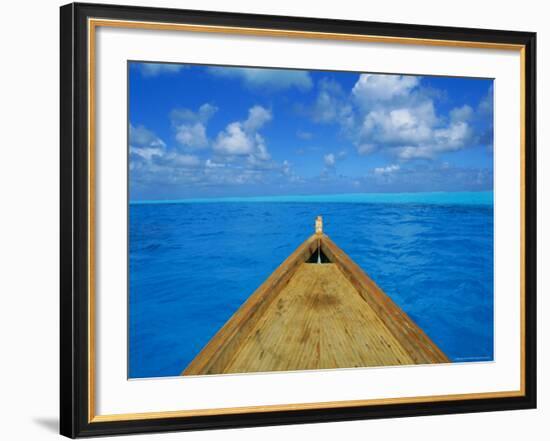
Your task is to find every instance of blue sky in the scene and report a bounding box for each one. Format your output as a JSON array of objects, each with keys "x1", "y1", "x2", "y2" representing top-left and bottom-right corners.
[{"x1": 129, "y1": 62, "x2": 493, "y2": 201}]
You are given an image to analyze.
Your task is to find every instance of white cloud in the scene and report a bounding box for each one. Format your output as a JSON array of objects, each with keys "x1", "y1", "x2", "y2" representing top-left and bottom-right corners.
[
  {"x1": 374, "y1": 164, "x2": 400, "y2": 175},
  {"x1": 357, "y1": 144, "x2": 376, "y2": 155},
  {"x1": 392, "y1": 146, "x2": 434, "y2": 160},
  {"x1": 324, "y1": 153, "x2": 336, "y2": 167},
  {"x1": 171, "y1": 103, "x2": 217, "y2": 150},
  {"x1": 310, "y1": 79, "x2": 354, "y2": 127},
  {"x1": 281, "y1": 160, "x2": 291, "y2": 176},
  {"x1": 130, "y1": 111, "x2": 304, "y2": 193},
  {"x1": 214, "y1": 106, "x2": 272, "y2": 161},
  {"x1": 243, "y1": 105, "x2": 272, "y2": 132},
  {"x1": 215, "y1": 123, "x2": 254, "y2": 155},
  {"x1": 433, "y1": 121, "x2": 472, "y2": 150},
  {"x1": 157, "y1": 152, "x2": 201, "y2": 168},
  {"x1": 352, "y1": 74, "x2": 419, "y2": 105},
  {"x1": 130, "y1": 124, "x2": 166, "y2": 149},
  {"x1": 172, "y1": 103, "x2": 217, "y2": 122},
  {"x1": 278, "y1": 159, "x2": 303, "y2": 183},
  {"x1": 311, "y1": 79, "x2": 342, "y2": 123},
  {"x1": 129, "y1": 123, "x2": 204, "y2": 188},
  {"x1": 208, "y1": 67, "x2": 312, "y2": 91},
  {"x1": 129, "y1": 124, "x2": 166, "y2": 162},
  {"x1": 306, "y1": 74, "x2": 477, "y2": 161},
  {"x1": 389, "y1": 120, "x2": 472, "y2": 160},
  {"x1": 131, "y1": 146, "x2": 164, "y2": 161},
  {"x1": 205, "y1": 159, "x2": 226, "y2": 168},
  {"x1": 139, "y1": 63, "x2": 184, "y2": 77},
  {"x1": 359, "y1": 101, "x2": 438, "y2": 148},
  {"x1": 175, "y1": 123, "x2": 208, "y2": 149},
  {"x1": 366, "y1": 162, "x2": 493, "y2": 192},
  {"x1": 450, "y1": 104, "x2": 473, "y2": 123},
  {"x1": 321, "y1": 151, "x2": 348, "y2": 176},
  {"x1": 254, "y1": 136, "x2": 271, "y2": 161}
]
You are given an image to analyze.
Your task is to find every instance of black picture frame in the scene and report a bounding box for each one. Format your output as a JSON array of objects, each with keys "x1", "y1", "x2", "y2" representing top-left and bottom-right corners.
[{"x1": 60, "y1": 2, "x2": 537, "y2": 438}]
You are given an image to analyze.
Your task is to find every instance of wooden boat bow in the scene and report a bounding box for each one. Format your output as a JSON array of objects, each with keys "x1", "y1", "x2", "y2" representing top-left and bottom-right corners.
[{"x1": 182, "y1": 217, "x2": 449, "y2": 375}]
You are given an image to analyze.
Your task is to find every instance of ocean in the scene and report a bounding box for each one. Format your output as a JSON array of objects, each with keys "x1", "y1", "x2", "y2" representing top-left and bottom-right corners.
[{"x1": 129, "y1": 192, "x2": 494, "y2": 378}]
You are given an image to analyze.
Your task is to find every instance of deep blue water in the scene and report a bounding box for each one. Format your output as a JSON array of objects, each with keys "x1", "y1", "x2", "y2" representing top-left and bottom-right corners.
[{"x1": 129, "y1": 194, "x2": 494, "y2": 378}]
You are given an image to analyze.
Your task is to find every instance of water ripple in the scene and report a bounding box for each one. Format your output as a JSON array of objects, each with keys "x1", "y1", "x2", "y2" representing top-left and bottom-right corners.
[{"x1": 129, "y1": 201, "x2": 493, "y2": 378}]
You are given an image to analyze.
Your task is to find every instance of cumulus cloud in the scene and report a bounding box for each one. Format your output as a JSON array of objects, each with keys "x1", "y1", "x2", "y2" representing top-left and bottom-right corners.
[
  {"x1": 360, "y1": 102, "x2": 472, "y2": 160},
  {"x1": 171, "y1": 103, "x2": 218, "y2": 150},
  {"x1": 351, "y1": 74, "x2": 472, "y2": 159},
  {"x1": 176, "y1": 124, "x2": 208, "y2": 149},
  {"x1": 359, "y1": 101, "x2": 438, "y2": 147},
  {"x1": 305, "y1": 73, "x2": 484, "y2": 161},
  {"x1": 129, "y1": 123, "x2": 203, "y2": 189},
  {"x1": 208, "y1": 66, "x2": 312, "y2": 91},
  {"x1": 324, "y1": 153, "x2": 336, "y2": 167},
  {"x1": 130, "y1": 124, "x2": 165, "y2": 148},
  {"x1": 214, "y1": 123, "x2": 252, "y2": 155},
  {"x1": 243, "y1": 105, "x2": 272, "y2": 132},
  {"x1": 309, "y1": 79, "x2": 354, "y2": 128},
  {"x1": 130, "y1": 104, "x2": 305, "y2": 196},
  {"x1": 450, "y1": 105, "x2": 474, "y2": 123},
  {"x1": 139, "y1": 63, "x2": 185, "y2": 77},
  {"x1": 214, "y1": 105, "x2": 272, "y2": 162},
  {"x1": 130, "y1": 124, "x2": 166, "y2": 162},
  {"x1": 352, "y1": 74, "x2": 419, "y2": 105}
]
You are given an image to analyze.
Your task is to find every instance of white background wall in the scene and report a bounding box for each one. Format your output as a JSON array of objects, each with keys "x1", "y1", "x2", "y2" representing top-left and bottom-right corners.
[{"x1": 0, "y1": 0, "x2": 547, "y2": 439}]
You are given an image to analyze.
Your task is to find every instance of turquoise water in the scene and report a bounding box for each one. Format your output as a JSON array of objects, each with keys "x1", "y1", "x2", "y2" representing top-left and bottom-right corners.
[
  {"x1": 129, "y1": 192, "x2": 494, "y2": 378},
  {"x1": 132, "y1": 191, "x2": 493, "y2": 206}
]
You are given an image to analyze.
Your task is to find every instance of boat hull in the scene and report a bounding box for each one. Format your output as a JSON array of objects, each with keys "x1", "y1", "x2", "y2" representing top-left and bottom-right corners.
[{"x1": 182, "y1": 233, "x2": 448, "y2": 376}]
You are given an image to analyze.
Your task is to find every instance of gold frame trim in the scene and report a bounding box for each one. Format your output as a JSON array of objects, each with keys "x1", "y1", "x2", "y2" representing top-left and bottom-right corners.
[{"x1": 87, "y1": 18, "x2": 527, "y2": 423}]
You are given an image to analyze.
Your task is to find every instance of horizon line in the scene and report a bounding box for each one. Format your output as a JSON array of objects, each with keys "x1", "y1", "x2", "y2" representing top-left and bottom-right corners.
[{"x1": 130, "y1": 190, "x2": 494, "y2": 205}]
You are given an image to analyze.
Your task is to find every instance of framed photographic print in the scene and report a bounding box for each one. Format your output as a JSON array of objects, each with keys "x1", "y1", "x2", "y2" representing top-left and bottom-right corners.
[{"x1": 60, "y1": 2, "x2": 537, "y2": 438}]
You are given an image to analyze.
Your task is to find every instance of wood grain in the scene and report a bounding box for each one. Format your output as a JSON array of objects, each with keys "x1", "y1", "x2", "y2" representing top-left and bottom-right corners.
[
  {"x1": 183, "y1": 233, "x2": 448, "y2": 376},
  {"x1": 182, "y1": 235, "x2": 319, "y2": 375},
  {"x1": 321, "y1": 235, "x2": 449, "y2": 364},
  {"x1": 223, "y1": 263, "x2": 414, "y2": 373}
]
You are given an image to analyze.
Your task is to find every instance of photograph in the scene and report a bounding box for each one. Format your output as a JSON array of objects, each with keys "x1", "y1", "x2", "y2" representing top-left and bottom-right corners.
[
  {"x1": 55, "y1": 1, "x2": 538, "y2": 438},
  {"x1": 128, "y1": 62, "x2": 495, "y2": 379}
]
